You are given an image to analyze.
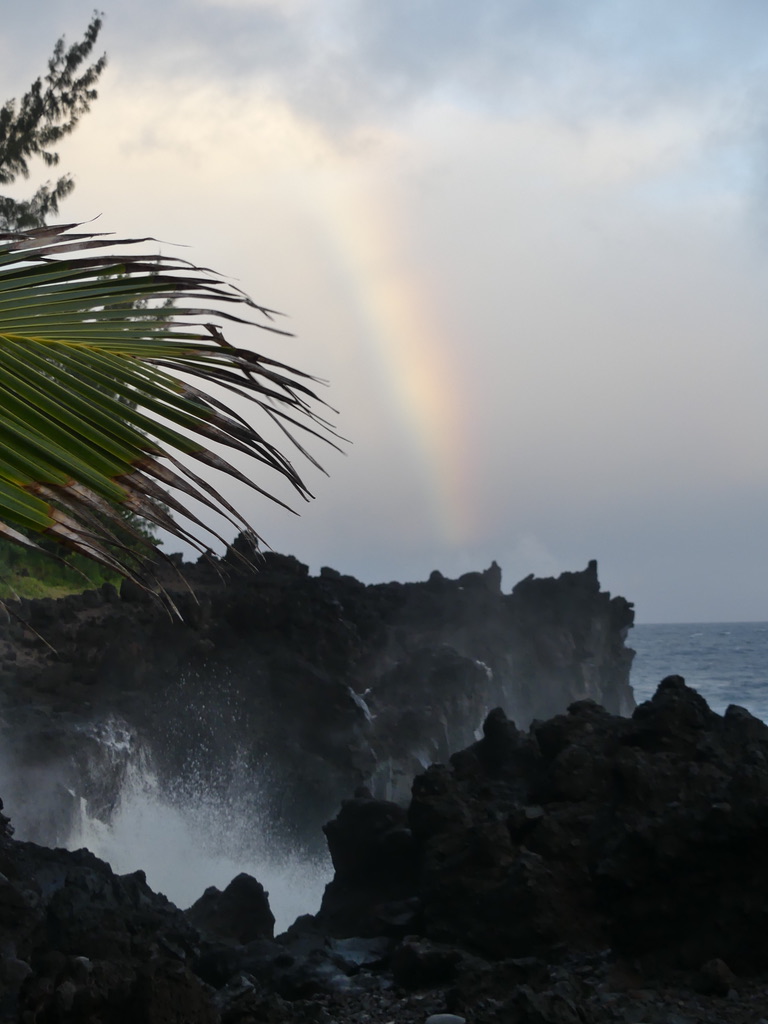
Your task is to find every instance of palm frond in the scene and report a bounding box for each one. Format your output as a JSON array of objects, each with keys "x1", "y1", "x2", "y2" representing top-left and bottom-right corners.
[{"x1": 0, "y1": 223, "x2": 338, "y2": 587}]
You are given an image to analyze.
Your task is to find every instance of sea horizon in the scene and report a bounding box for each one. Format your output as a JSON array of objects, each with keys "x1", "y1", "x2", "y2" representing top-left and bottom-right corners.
[{"x1": 630, "y1": 621, "x2": 768, "y2": 724}]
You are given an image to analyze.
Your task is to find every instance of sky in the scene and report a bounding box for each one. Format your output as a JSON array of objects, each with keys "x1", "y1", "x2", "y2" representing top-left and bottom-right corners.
[{"x1": 2, "y1": 1, "x2": 768, "y2": 622}]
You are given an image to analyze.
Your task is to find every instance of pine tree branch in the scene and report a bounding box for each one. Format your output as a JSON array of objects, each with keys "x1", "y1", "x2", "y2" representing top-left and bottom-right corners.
[{"x1": 0, "y1": 13, "x2": 106, "y2": 229}]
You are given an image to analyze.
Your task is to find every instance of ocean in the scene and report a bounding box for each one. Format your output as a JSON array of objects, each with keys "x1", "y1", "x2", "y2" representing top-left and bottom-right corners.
[{"x1": 629, "y1": 621, "x2": 768, "y2": 724}]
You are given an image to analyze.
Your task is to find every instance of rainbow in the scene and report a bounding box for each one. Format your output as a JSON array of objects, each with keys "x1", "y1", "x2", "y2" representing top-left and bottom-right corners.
[{"x1": 313, "y1": 172, "x2": 477, "y2": 546}]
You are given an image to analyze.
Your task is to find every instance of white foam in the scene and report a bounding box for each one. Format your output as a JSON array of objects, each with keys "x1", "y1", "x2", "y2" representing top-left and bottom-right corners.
[{"x1": 67, "y1": 761, "x2": 332, "y2": 934}]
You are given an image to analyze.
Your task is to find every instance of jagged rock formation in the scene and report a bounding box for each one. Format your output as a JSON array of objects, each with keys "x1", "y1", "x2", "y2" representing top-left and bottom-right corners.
[
  {"x1": 186, "y1": 874, "x2": 275, "y2": 945},
  {"x1": 0, "y1": 552, "x2": 634, "y2": 846},
  {"x1": 0, "y1": 679, "x2": 766, "y2": 1022},
  {"x1": 319, "y1": 676, "x2": 768, "y2": 970}
]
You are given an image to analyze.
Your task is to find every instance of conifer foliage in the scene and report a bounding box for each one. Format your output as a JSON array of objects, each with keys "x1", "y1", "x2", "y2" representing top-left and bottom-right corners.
[{"x1": 0, "y1": 13, "x2": 106, "y2": 230}]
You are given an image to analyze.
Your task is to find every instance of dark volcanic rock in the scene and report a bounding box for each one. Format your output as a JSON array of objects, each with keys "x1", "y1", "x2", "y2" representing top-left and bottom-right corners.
[
  {"x1": 186, "y1": 872, "x2": 275, "y2": 944},
  {"x1": 0, "y1": 831, "x2": 209, "y2": 1023},
  {"x1": 0, "y1": 679, "x2": 767, "y2": 1022},
  {"x1": 319, "y1": 793, "x2": 420, "y2": 938},
  {"x1": 0, "y1": 553, "x2": 635, "y2": 849},
  {"x1": 314, "y1": 677, "x2": 768, "y2": 981}
]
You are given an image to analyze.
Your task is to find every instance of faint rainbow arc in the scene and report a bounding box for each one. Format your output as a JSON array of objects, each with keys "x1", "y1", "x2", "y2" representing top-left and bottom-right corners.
[{"x1": 314, "y1": 180, "x2": 475, "y2": 545}]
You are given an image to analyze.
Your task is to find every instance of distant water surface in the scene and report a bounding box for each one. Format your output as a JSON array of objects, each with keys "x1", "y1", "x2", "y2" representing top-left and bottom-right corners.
[{"x1": 630, "y1": 622, "x2": 768, "y2": 724}]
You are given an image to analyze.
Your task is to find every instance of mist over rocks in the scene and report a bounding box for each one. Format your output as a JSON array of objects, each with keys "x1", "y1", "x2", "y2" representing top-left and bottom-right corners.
[
  {"x1": 0, "y1": 679, "x2": 765, "y2": 1021},
  {"x1": 0, "y1": 551, "x2": 634, "y2": 847}
]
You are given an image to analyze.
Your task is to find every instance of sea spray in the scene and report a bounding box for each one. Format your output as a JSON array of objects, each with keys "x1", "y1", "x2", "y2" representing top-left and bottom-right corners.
[
  {"x1": 69, "y1": 757, "x2": 331, "y2": 934},
  {"x1": 2, "y1": 715, "x2": 332, "y2": 934},
  {"x1": 0, "y1": 715, "x2": 136, "y2": 847}
]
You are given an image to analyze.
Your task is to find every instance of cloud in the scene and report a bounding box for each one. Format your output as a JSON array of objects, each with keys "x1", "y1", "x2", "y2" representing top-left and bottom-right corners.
[
  {"x1": 4, "y1": 3, "x2": 768, "y2": 621},
  {"x1": 161, "y1": 1, "x2": 768, "y2": 131},
  {"x1": 7, "y1": 2, "x2": 768, "y2": 154}
]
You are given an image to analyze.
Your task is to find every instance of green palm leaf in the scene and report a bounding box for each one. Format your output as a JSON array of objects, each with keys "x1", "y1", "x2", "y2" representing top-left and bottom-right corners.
[{"x1": 0, "y1": 222, "x2": 338, "y2": 587}]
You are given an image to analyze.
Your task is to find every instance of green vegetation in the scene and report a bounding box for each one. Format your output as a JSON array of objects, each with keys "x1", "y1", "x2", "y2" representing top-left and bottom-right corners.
[
  {"x1": 0, "y1": 19, "x2": 336, "y2": 594},
  {"x1": 0, "y1": 542, "x2": 118, "y2": 600},
  {"x1": 0, "y1": 225, "x2": 336, "y2": 590},
  {"x1": 0, "y1": 15, "x2": 109, "y2": 593},
  {"x1": 0, "y1": 509, "x2": 160, "y2": 600}
]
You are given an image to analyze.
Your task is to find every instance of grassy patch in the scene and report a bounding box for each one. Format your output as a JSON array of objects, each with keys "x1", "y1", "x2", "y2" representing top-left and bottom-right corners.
[
  {"x1": 0, "y1": 542, "x2": 120, "y2": 601},
  {"x1": 0, "y1": 574, "x2": 106, "y2": 601}
]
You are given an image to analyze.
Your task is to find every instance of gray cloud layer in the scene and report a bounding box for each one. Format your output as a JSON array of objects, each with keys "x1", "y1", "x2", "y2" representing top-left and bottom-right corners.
[
  {"x1": 4, "y1": 2, "x2": 768, "y2": 621},
  {"x1": 9, "y1": 1, "x2": 768, "y2": 126}
]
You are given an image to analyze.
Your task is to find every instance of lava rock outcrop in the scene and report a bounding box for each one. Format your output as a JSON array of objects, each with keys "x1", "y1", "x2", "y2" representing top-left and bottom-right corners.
[
  {"x1": 320, "y1": 675, "x2": 768, "y2": 977},
  {"x1": 0, "y1": 554, "x2": 634, "y2": 846},
  {"x1": 0, "y1": 679, "x2": 767, "y2": 1022}
]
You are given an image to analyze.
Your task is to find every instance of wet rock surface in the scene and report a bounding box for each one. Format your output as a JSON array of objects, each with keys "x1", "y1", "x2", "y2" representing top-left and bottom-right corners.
[
  {"x1": 0, "y1": 678, "x2": 762, "y2": 1021},
  {"x1": 0, "y1": 554, "x2": 634, "y2": 846},
  {"x1": 186, "y1": 873, "x2": 275, "y2": 945}
]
